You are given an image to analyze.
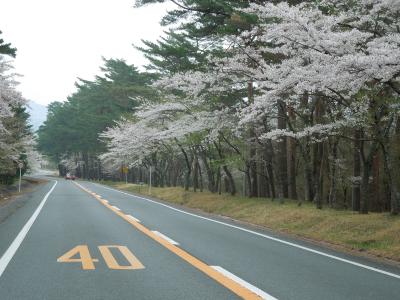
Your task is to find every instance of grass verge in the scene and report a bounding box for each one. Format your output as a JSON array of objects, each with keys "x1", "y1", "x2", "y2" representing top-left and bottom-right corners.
[{"x1": 100, "y1": 181, "x2": 400, "y2": 263}]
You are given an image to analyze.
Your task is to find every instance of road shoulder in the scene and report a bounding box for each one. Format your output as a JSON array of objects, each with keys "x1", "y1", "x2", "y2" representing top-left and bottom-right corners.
[
  {"x1": 0, "y1": 178, "x2": 54, "y2": 258},
  {"x1": 0, "y1": 177, "x2": 47, "y2": 224}
]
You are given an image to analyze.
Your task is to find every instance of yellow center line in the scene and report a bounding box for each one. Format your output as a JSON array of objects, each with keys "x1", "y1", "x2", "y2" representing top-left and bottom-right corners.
[{"x1": 73, "y1": 182, "x2": 262, "y2": 300}]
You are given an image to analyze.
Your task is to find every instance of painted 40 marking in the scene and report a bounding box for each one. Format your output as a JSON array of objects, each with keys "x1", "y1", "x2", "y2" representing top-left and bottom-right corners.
[{"x1": 57, "y1": 245, "x2": 145, "y2": 270}]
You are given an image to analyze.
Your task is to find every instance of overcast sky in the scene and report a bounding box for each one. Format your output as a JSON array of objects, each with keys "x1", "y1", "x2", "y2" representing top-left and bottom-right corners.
[{"x1": 0, "y1": 0, "x2": 173, "y2": 105}]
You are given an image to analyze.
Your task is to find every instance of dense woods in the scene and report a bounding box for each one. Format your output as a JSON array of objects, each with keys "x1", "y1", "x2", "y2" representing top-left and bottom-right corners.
[
  {"x1": 0, "y1": 31, "x2": 35, "y2": 185},
  {"x1": 38, "y1": 0, "x2": 400, "y2": 215}
]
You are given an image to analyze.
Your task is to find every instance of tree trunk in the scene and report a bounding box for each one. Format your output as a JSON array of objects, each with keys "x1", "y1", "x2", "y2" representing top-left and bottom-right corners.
[
  {"x1": 249, "y1": 144, "x2": 258, "y2": 197},
  {"x1": 265, "y1": 141, "x2": 276, "y2": 199},
  {"x1": 214, "y1": 141, "x2": 236, "y2": 195},
  {"x1": 360, "y1": 159, "x2": 372, "y2": 214},
  {"x1": 328, "y1": 139, "x2": 339, "y2": 208},
  {"x1": 216, "y1": 167, "x2": 222, "y2": 195},
  {"x1": 302, "y1": 141, "x2": 314, "y2": 202},
  {"x1": 199, "y1": 150, "x2": 216, "y2": 192},
  {"x1": 370, "y1": 154, "x2": 381, "y2": 212},
  {"x1": 248, "y1": 81, "x2": 258, "y2": 197},
  {"x1": 390, "y1": 121, "x2": 400, "y2": 215},
  {"x1": 314, "y1": 142, "x2": 325, "y2": 209},
  {"x1": 287, "y1": 105, "x2": 297, "y2": 200},
  {"x1": 223, "y1": 166, "x2": 236, "y2": 196},
  {"x1": 245, "y1": 165, "x2": 251, "y2": 197},
  {"x1": 198, "y1": 160, "x2": 204, "y2": 192},
  {"x1": 312, "y1": 97, "x2": 324, "y2": 208},
  {"x1": 193, "y1": 155, "x2": 199, "y2": 192},
  {"x1": 352, "y1": 130, "x2": 361, "y2": 211},
  {"x1": 176, "y1": 142, "x2": 192, "y2": 191},
  {"x1": 277, "y1": 99, "x2": 288, "y2": 199},
  {"x1": 382, "y1": 143, "x2": 400, "y2": 215},
  {"x1": 257, "y1": 154, "x2": 268, "y2": 198},
  {"x1": 360, "y1": 139, "x2": 380, "y2": 214},
  {"x1": 382, "y1": 118, "x2": 400, "y2": 215}
]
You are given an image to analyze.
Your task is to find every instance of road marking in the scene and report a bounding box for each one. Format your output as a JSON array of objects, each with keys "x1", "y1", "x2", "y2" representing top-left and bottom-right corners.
[
  {"x1": 0, "y1": 181, "x2": 58, "y2": 278},
  {"x1": 152, "y1": 231, "x2": 179, "y2": 245},
  {"x1": 211, "y1": 266, "x2": 277, "y2": 300},
  {"x1": 111, "y1": 205, "x2": 121, "y2": 211},
  {"x1": 74, "y1": 182, "x2": 263, "y2": 299},
  {"x1": 99, "y1": 245, "x2": 145, "y2": 270},
  {"x1": 57, "y1": 245, "x2": 98, "y2": 270},
  {"x1": 92, "y1": 183, "x2": 400, "y2": 280},
  {"x1": 57, "y1": 245, "x2": 144, "y2": 270},
  {"x1": 126, "y1": 214, "x2": 141, "y2": 223}
]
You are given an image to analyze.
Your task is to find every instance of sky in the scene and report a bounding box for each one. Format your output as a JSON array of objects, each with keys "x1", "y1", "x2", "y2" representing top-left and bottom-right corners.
[{"x1": 0, "y1": 0, "x2": 174, "y2": 105}]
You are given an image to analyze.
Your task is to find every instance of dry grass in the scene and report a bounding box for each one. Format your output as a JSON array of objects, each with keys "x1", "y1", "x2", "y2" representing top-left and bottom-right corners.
[{"x1": 103, "y1": 181, "x2": 400, "y2": 262}]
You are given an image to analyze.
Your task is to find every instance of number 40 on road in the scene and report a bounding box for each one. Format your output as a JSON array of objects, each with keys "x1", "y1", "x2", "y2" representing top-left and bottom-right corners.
[{"x1": 57, "y1": 245, "x2": 145, "y2": 270}]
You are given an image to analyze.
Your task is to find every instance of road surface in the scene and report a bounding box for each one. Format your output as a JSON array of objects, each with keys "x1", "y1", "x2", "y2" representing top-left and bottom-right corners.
[{"x1": 0, "y1": 178, "x2": 399, "y2": 299}]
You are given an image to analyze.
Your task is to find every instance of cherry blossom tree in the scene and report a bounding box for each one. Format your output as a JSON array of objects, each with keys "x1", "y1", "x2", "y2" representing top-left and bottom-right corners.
[
  {"x1": 0, "y1": 54, "x2": 30, "y2": 183},
  {"x1": 100, "y1": 0, "x2": 399, "y2": 213}
]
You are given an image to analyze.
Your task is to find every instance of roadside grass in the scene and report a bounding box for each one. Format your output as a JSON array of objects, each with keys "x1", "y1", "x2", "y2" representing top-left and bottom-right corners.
[{"x1": 100, "y1": 181, "x2": 400, "y2": 262}]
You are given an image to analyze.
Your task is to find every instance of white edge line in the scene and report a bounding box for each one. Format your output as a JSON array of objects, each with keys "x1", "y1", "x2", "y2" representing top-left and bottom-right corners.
[
  {"x1": 151, "y1": 231, "x2": 179, "y2": 245},
  {"x1": 211, "y1": 266, "x2": 277, "y2": 300},
  {"x1": 92, "y1": 183, "x2": 400, "y2": 280},
  {"x1": 0, "y1": 180, "x2": 58, "y2": 278},
  {"x1": 126, "y1": 214, "x2": 141, "y2": 223},
  {"x1": 111, "y1": 205, "x2": 121, "y2": 211}
]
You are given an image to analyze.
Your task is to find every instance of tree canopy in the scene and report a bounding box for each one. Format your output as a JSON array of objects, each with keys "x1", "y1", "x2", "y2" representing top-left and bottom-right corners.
[
  {"x1": 0, "y1": 30, "x2": 17, "y2": 57},
  {"x1": 37, "y1": 58, "x2": 158, "y2": 177},
  {"x1": 98, "y1": 0, "x2": 400, "y2": 214}
]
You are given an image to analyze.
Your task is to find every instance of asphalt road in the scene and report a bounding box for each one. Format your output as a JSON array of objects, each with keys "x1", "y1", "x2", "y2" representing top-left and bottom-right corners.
[{"x1": 0, "y1": 178, "x2": 399, "y2": 299}]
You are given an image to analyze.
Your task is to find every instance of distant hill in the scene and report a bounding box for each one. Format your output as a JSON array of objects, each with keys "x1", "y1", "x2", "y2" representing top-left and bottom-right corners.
[{"x1": 27, "y1": 100, "x2": 47, "y2": 131}]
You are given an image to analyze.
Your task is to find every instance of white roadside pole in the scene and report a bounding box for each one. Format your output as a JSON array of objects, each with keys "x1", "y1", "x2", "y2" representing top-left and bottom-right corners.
[{"x1": 18, "y1": 162, "x2": 23, "y2": 193}]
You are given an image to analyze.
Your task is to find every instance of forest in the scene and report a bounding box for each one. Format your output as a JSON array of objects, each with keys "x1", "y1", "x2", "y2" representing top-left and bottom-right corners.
[{"x1": 37, "y1": 0, "x2": 400, "y2": 215}]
